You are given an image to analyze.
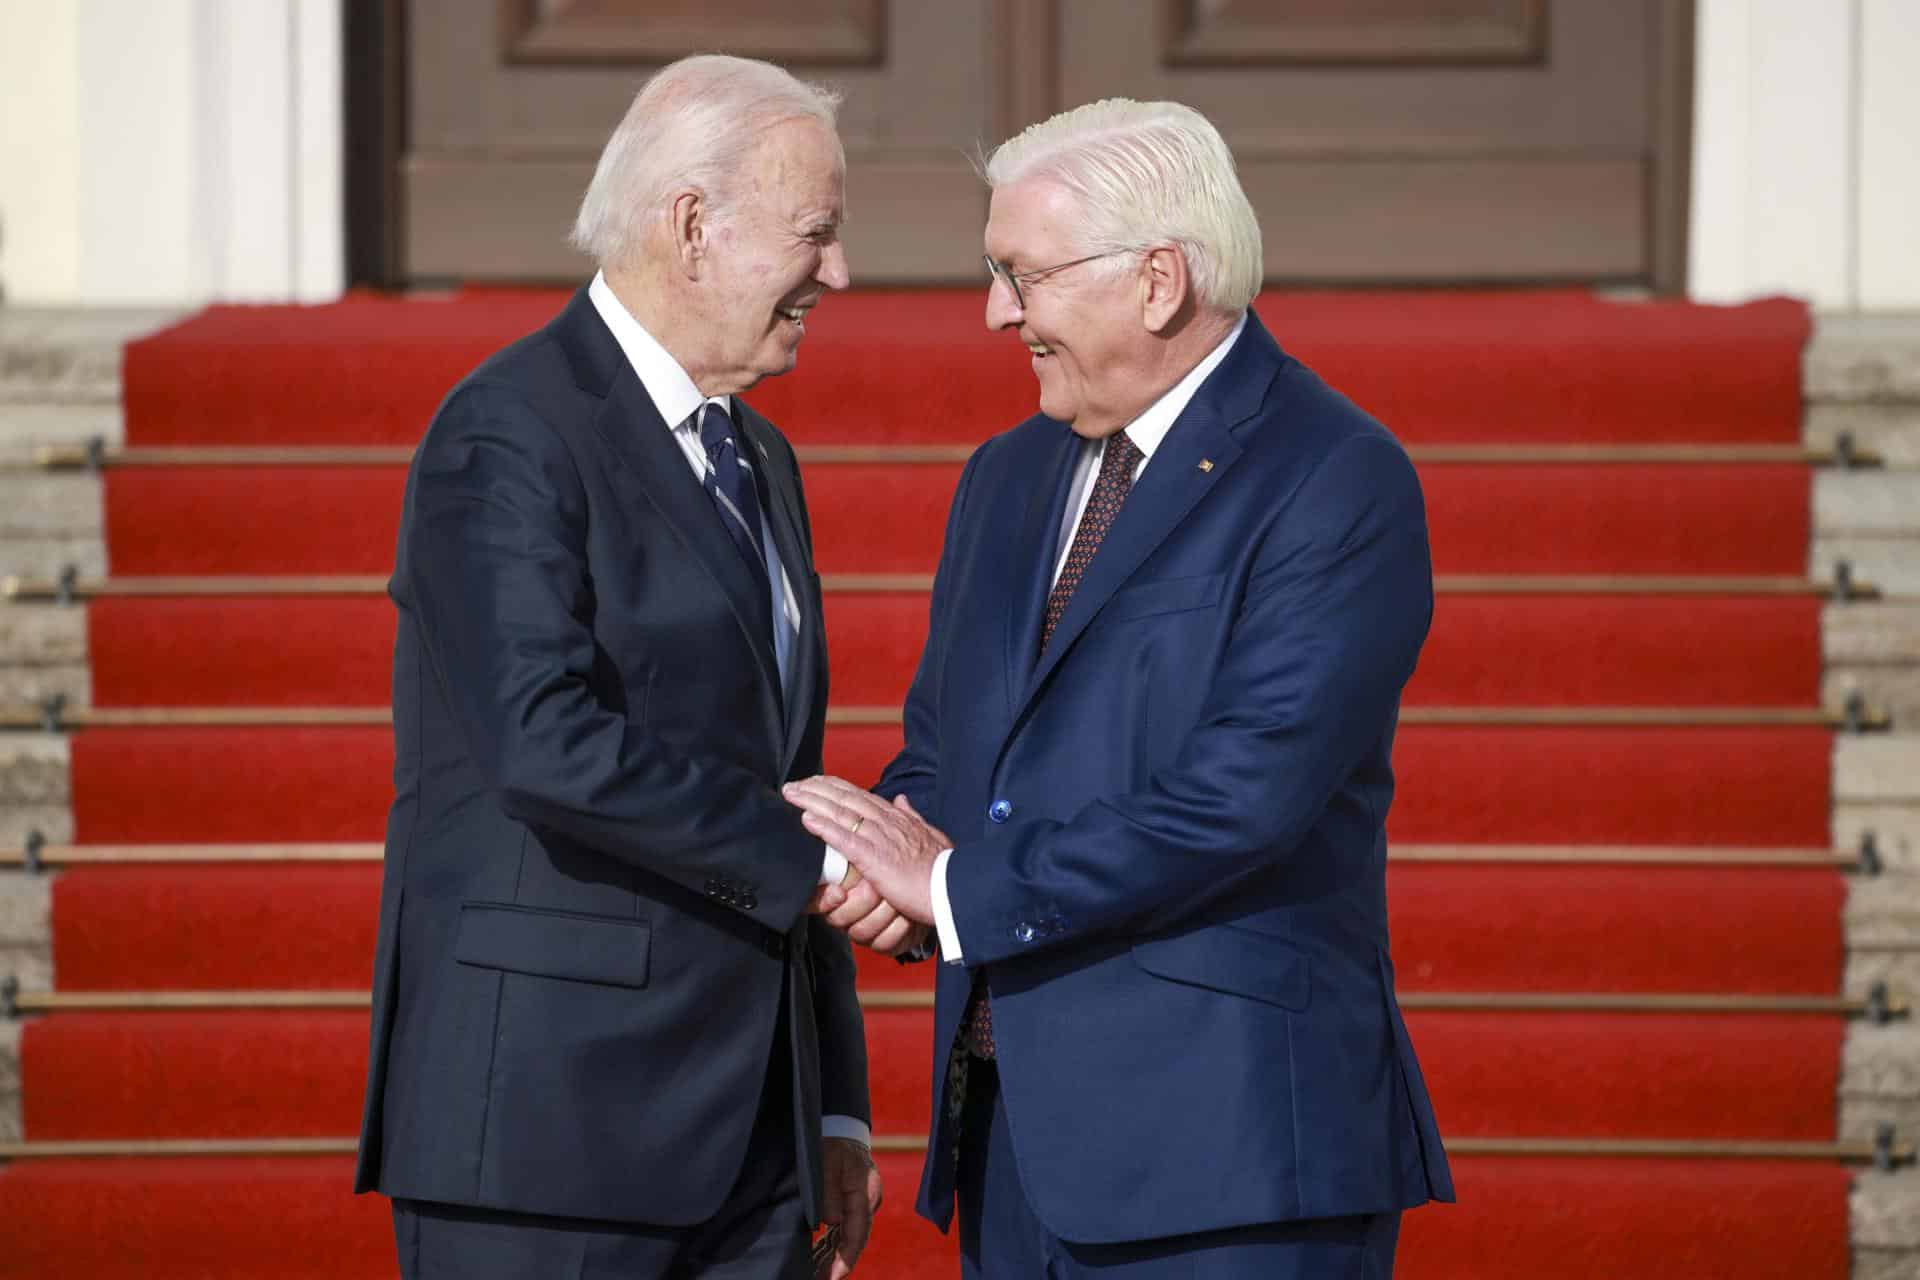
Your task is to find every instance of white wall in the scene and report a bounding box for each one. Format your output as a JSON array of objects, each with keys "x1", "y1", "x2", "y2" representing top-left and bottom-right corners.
[
  {"x1": 0, "y1": 6, "x2": 82, "y2": 300},
  {"x1": 1691, "y1": 0, "x2": 1920, "y2": 310},
  {"x1": 0, "y1": 0, "x2": 341, "y2": 306}
]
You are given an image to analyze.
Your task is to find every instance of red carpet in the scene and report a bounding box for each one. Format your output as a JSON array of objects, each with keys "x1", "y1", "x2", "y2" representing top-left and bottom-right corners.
[
  {"x1": 0, "y1": 1155, "x2": 1849, "y2": 1280},
  {"x1": 100, "y1": 459, "x2": 1811, "y2": 577},
  {"x1": 18, "y1": 1007, "x2": 1844, "y2": 1142},
  {"x1": 45, "y1": 863, "x2": 1844, "y2": 995},
  {"x1": 7, "y1": 288, "x2": 1857, "y2": 1277},
  {"x1": 86, "y1": 593, "x2": 1824, "y2": 709},
  {"x1": 122, "y1": 290, "x2": 1810, "y2": 446},
  {"x1": 67, "y1": 722, "x2": 1834, "y2": 847}
]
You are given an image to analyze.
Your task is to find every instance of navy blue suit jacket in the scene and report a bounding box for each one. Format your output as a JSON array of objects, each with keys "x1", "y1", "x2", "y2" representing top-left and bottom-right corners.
[
  {"x1": 878, "y1": 312, "x2": 1453, "y2": 1244},
  {"x1": 354, "y1": 289, "x2": 867, "y2": 1226}
]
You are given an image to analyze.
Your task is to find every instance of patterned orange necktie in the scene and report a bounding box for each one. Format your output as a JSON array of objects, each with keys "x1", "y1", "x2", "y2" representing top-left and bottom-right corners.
[{"x1": 960, "y1": 429, "x2": 1144, "y2": 1062}]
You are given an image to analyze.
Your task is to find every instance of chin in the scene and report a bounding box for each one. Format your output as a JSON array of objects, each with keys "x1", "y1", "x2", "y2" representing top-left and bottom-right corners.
[
  {"x1": 1037, "y1": 391, "x2": 1077, "y2": 425},
  {"x1": 752, "y1": 350, "x2": 800, "y2": 383}
]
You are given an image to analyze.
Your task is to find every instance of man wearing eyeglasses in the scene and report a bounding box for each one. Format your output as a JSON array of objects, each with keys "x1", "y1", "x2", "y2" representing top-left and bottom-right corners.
[{"x1": 787, "y1": 97, "x2": 1453, "y2": 1277}]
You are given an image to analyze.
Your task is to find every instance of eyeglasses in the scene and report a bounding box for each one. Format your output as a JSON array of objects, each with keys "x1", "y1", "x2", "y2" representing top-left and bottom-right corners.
[{"x1": 982, "y1": 252, "x2": 1123, "y2": 310}]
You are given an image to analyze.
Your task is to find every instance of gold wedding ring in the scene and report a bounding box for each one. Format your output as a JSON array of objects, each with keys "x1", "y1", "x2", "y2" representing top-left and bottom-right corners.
[{"x1": 848, "y1": 815, "x2": 865, "y2": 836}]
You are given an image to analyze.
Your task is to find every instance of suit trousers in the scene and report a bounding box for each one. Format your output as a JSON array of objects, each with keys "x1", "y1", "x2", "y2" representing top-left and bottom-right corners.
[
  {"x1": 392, "y1": 978, "x2": 811, "y2": 1280},
  {"x1": 956, "y1": 1058, "x2": 1401, "y2": 1279}
]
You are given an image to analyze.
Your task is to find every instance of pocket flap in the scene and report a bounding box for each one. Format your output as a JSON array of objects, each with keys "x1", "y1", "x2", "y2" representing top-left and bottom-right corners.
[
  {"x1": 1106, "y1": 573, "x2": 1225, "y2": 622},
  {"x1": 1131, "y1": 925, "x2": 1309, "y2": 1011},
  {"x1": 454, "y1": 901, "x2": 651, "y2": 989}
]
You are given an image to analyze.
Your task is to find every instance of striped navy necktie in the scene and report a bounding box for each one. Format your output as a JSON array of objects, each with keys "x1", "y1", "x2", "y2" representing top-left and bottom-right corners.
[{"x1": 697, "y1": 402, "x2": 770, "y2": 591}]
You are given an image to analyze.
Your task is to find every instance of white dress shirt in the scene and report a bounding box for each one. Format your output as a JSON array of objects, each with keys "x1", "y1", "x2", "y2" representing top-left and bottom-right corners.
[
  {"x1": 588, "y1": 274, "x2": 867, "y2": 1145},
  {"x1": 929, "y1": 313, "x2": 1249, "y2": 963}
]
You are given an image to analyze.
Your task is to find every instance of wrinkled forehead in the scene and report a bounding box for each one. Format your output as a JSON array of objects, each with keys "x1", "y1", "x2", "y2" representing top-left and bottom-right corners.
[
  {"x1": 984, "y1": 175, "x2": 1082, "y2": 267},
  {"x1": 764, "y1": 119, "x2": 840, "y2": 192},
  {"x1": 750, "y1": 118, "x2": 845, "y2": 212}
]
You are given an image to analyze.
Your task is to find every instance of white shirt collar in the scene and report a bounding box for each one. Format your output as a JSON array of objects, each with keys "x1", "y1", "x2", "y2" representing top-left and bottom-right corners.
[
  {"x1": 1113, "y1": 310, "x2": 1247, "y2": 462},
  {"x1": 587, "y1": 270, "x2": 730, "y2": 430}
]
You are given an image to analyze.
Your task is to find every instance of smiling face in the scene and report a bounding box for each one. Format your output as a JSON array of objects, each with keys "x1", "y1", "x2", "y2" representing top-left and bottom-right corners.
[
  {"x1": 984, "y1": 176, "x2": 1153, "y2": 439},
  {"x1": 694, "y1": 118, "x2": 849, "y2": 393}
]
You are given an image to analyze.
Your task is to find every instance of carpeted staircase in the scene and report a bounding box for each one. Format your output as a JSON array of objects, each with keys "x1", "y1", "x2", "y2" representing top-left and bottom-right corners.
[{"x1": 1, "y1": 288, "x2": 1912, "y2": 1278}]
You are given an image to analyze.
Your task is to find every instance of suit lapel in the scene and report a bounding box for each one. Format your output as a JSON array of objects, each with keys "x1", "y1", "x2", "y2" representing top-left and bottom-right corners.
[
  {"x1": 1003, "y1": 429, "x2": 1083, "y2": 720},
  {"x1": 558, "y1": 294, "x2": 786, "y2": 761},
  {"x1": 736, "y1": 402, "x2": 823, "y2": 777}
]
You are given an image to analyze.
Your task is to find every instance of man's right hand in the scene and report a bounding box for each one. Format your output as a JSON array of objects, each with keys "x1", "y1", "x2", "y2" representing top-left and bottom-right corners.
[
  {"x1": 823, "y1": 866, "x2": 927, "y2": 955},
  {"x1": 806, "y1": 848, "x2": 931, "y2": 956}
]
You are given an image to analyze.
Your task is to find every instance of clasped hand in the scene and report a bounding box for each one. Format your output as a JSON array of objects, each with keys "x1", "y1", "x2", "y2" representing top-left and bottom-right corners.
[{"x1": 788, "y1": 776, "x2": 949, "y2": 956}]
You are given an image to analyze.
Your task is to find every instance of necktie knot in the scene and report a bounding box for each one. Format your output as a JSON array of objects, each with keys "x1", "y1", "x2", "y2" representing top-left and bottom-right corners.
[
  {"x1": 698, "y1": 402, "x2": 737, "y2": 463},
  {"x1": 694, "y1": 401, "x2": 769, "y2": 594},
  {"x1": 1106, "y1": 429, "x2": 1143, "y2": 476}
]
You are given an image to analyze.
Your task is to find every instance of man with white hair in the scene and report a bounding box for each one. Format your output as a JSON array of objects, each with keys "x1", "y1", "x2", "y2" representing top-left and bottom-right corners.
[
  {"x1": 788, "y1": 98, "x2": 1454, "y2": 1275},
  {"x1": 355, "y1": 54, "x2": 879, "y2": 1278}
]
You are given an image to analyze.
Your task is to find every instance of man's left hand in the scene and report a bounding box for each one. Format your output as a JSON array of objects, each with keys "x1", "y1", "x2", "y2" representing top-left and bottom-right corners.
[
  {"x1": 784, "y1": 778, "x2": 947, "y2": 925},
  {"x1": 819, "y1": 1136, "x2": 882, "y2": 1278}
]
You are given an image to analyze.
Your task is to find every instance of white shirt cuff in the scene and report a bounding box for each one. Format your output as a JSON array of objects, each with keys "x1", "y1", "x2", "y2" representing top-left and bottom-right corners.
[
  {"x1": 930, "y1": 848, "x2": 963, "y2": 963},
  {"x1": 822, "y1": 1114, "x2": 871, "y2": 1146},
  {"x1": 820, "y1": 845, "x2": 848, "y2": 886}
]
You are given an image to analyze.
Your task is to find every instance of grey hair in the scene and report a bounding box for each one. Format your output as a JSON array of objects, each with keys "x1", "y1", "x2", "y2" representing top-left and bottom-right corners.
[
  {"x1": 571, "y1": 54, "x2": 843, "y2": 269},
  {"x1": 984, "y1": 99, "x2": 1262, "y2": 313}
]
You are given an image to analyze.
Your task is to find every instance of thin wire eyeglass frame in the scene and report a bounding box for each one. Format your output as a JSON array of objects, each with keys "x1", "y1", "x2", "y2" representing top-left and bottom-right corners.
[{"x1": 982, "y1": 252, "x2": 1129, "y2": 310}]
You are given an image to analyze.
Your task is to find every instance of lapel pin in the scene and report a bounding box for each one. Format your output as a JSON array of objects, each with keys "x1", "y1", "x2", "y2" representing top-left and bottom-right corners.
[{"x1": 1198, "y1": 458, "x2": 1214, "y2": 472}]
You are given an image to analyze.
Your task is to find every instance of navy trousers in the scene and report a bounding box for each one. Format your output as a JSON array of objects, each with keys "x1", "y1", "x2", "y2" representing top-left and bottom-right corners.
[
  {"x1": 957, "y1": 1058, "x2": 1401, "y2": 1279},
  {"x1": 392, "y1": 990, "x2": 810, "y2": 1279}
]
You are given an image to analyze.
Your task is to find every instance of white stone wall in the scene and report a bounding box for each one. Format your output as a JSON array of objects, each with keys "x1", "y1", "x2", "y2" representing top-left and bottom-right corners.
[
  {"x1": 1692, "y1": 0, "x2": 1920, "y2": 310},
  {"x1": 0, "y1": 0, "x2": 342, "y2": 306}
]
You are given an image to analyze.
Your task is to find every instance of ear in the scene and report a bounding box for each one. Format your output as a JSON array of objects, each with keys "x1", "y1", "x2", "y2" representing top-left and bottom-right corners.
[
  {"x1": 1138, "y1": 245, "x2": 1190, "y2": 334},
  {"x1": 668, "y1": 190, "x2": 708, "y2": 280}
]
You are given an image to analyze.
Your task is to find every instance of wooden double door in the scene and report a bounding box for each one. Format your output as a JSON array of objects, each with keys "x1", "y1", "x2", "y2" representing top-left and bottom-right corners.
[{"x1": 380, "y1": 0, "x2": 1692, "y2": 289}]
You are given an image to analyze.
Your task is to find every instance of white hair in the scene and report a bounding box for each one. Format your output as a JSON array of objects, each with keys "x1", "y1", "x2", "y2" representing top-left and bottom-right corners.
[
  {"x1": 984, "y1": 99, "x2": 1262, "y2": 313},
  {"x1": 571, "y1": 54, "x2": 843, "y2": 269}
]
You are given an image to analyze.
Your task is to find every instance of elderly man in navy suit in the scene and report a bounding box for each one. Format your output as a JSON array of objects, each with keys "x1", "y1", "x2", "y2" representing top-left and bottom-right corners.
[
  {"x1": 791, "y1": 99, "x2": 1454, "y2": 1276},
  {"x1": 355, "y1": 55, "x2": 880, "y2": 1279}
]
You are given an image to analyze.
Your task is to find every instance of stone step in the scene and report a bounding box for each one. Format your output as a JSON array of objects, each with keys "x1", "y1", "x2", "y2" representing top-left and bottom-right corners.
[
  {"x1": 1853, "y1": 1168, "x2": 1920, "y2": 1280},
  {"x1": 0, "y1": 735, "x2": 70, "y2": 849},
  {"x1": 1805, "y1": 403, "x2": 1920, "y2": 468},
  {"x1": 1843, "y1": 1021, "x2": 1920, "y2": 1142},
  {"x1": 0, "y1": 309, "x2": 175, "y2": 408},
  {"x1": 0, "y1": 1019, "x2": 19, "y2": 1143},
  {"x1": 1817, "y1": 471, "x2": 1920, "y2": 537},
  {"x1": 1805, "y1": 312, "x2": 1920, "y2": 402},
  {"x1": 0, "y1": 867, "x2": 51, "y2": 985}
]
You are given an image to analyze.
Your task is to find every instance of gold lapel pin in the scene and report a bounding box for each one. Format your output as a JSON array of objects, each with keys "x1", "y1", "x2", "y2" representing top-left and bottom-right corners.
[{"x1": 1198, "y1": 458, "x2": 1214, "y2": 472}]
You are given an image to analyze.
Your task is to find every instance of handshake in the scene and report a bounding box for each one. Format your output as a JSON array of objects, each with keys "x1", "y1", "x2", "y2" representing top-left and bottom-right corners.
[{"x1": 785, "y1": 776, "x2": 952, "y2": 957}]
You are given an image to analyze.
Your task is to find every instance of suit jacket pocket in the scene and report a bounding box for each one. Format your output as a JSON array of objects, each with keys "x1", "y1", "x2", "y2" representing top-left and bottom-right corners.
[
  {"x1": 1106, "y1": 572, "x2": 1225, "y2": 623},
  {"x1": 454, "y1": 901, "x2": 651, "y2": 989},
  {"x1": 1131, "y1": 924, "x2": 1310, "y2": 1011}
]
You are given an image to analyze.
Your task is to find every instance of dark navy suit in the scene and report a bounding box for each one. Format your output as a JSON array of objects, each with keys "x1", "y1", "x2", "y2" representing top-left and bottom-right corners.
[
  {"x1": 877, "y1": 312, "x2": 1453, "y2": 1264},
  {"x1": 355, "y1": 290, "x2": 867, "y2": 1246}
]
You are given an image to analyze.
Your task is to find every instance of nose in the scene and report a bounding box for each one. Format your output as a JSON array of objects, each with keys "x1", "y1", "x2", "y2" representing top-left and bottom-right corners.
[
  {"x1": 984, "y1": 273, "x2": 1022, "y2": 331},
  {"x1": 817, "y1": 241, "x2": 850, "y2": 291}
]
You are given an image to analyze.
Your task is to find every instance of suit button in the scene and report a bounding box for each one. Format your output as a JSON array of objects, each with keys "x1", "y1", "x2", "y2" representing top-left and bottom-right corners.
[
  {"x1": 988, "y1": 799, "x2": 1013, "y2": 823},
  {"x1": 1013, "y1": 922, "x2": 1036, "y2": 943},
  {"x1": 740, "y1": 893, "x2": 758, "y2": 911}
]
